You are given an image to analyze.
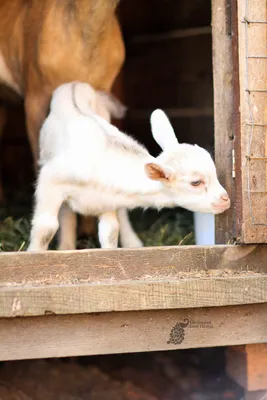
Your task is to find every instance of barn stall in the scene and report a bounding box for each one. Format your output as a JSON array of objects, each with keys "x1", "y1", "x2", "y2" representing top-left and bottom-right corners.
[{"x1": 0, "y1": 0, "x2": 267, "y2": 399}]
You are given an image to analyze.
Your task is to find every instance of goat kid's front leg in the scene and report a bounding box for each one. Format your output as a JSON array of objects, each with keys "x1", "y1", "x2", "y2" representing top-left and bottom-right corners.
[
  {"x1": 28, "y1": 174, "x2": 63, "y2": 252},
  {"x1": 98, "y1": 211, "x2": 119, "y2": 248},
  {"x1": 117, "y1": 208, "x2": 143, "y2": 248},
  {"x1": 57, "y1": 203, "x2": 77, "y2": 250}
]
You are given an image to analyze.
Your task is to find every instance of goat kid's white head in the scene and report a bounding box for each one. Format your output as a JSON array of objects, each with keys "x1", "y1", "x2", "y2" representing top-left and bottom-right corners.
[{"x1": 145, "y1": 109, "x2": 230, "y2": 214}]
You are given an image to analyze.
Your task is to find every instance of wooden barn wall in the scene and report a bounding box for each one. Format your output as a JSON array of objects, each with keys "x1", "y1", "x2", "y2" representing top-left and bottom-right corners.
[
  {"x1": 235, "y1": 0, "x2": 267, "y2": 243},
  {"x1": 212, "y1": 0, "x2": 236, "y2": 244},
  {"x1": 122, "y1": 33, "x2": 213, "y2": 155},
  {"x1": 119, "y1": 0, "x2": 213, "y2": 156},
  {"x1": 119, "y1": 0, "x2": 211, "y2": 36}
]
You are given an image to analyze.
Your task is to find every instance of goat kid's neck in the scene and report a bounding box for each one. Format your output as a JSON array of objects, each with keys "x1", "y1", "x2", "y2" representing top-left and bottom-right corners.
[{"x1": 102, "y1": 157, "x2": 176, "y2": 210}]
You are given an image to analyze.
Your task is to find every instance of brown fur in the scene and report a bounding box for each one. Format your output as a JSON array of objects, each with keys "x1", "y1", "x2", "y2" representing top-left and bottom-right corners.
[
  {"x1": 0, "y1": 0, "x2": 124, "y2": 234},
  {"x1": 0, "y1": 0, "x2": 124, "y2": 159},
  {"x1": 0, "y1": 105, "x2": 7, "y2": 203}
]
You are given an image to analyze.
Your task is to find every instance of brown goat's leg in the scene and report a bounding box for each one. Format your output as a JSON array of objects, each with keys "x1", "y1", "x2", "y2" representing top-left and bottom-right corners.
[
  {"x1": 79, "y1": 215, "x2": 97, "y2": 238},
  {"x1": 24, "y1": 92, "x2": 51, "y2": 169},
  {"x1": 0, "y1": 106, "x2": 7, "y2": 205}
]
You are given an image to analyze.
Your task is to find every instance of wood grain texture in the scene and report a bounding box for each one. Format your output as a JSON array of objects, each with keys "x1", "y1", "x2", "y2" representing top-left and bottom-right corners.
[
  {"x1": 237, "y1": 0, "x2": 267, "y2": 242},
  {"x1": 212, "y1": 0, "x2": 236, "y2": 243},
  {"x1": 131, "y1": 26, "x2": 211, "y2": 44},
  {"x1": 0, "y1": 303, "x2": 267, "y2": 361},
  {"x1": 0, "y1": 245, "x2": 267, "y2": 317},
  {"x1": 231, "y1": 0, "x2": 243, "y2": 239},
  {"x1": 119, "y1": 0, "x2": 211, "y2": 37}
]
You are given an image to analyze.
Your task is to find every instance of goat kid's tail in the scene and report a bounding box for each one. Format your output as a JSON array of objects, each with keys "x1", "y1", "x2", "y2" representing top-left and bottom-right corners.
[{"x1": 97, "y1": 91, "x2": 127, "y2": 120}]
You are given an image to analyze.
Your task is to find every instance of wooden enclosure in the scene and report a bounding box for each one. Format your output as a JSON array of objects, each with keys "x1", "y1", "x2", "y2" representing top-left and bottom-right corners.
[
  {"x1": 1, "y1": 245, "x2": 267, "y2": 361},
  {"x1": 1, "y1": 0, "x2": 266, "y2": 243},
  {"x1": 214, "y1": 0, "x2": 267, "y2": 244},
  {"x1": 0, "y1": 4, "x2": 267, "y2": 391}
]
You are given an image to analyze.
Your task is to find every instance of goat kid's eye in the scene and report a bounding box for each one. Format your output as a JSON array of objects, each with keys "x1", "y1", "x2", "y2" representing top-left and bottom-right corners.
[{"x1": 191, "y1": 180, "x2": 204, "y2": 187}]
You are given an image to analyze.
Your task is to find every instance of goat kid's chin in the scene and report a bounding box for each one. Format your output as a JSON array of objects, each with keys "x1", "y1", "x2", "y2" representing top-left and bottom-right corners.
[
  {"x1": 211, "y1": 202, "x2": 231, "y2": 214},
  {"x1": 178, "y1": 199, "x2": 230, "y2": 215}
]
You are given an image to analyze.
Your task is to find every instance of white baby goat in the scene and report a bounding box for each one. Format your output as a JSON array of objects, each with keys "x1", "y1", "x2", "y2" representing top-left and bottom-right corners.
[
  {"x1": 27, "y1": 82, "x2": 230, "y2": 251},
  {"x1": 54, "y1": 82, "x2": 141, "y2": 250}
]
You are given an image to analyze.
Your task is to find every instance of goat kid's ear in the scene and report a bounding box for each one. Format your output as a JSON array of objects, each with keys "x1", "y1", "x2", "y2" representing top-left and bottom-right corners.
[
  {"x1": 150, "y1": 109, "x2": 179, "y2": 151},
  {"x1": 96, "y1": 91, "x2": 127, "y2": 119},
  {"x1": 145, "y1": 162, "x2": 175, "y2": 183}
]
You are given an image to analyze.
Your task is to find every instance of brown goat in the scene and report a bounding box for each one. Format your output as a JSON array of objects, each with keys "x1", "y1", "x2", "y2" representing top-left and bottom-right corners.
[
  {"x1": 0, "y1": 0, "x2": 124, "y2": 160},
  {"x1": 0, "y1": 0, "x2": 125, "y2": 236}
]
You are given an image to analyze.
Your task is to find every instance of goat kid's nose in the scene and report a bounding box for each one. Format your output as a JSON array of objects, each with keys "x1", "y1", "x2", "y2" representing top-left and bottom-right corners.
[{"x1": 221, "y1": 194, "x2": 229, "y2": 202}]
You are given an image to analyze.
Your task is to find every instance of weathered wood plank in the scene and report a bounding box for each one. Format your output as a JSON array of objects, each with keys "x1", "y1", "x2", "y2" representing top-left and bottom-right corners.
[
  {"x1": 0, "y1": 303, "x2": 267, "y2": 361},
  {"x1": 2, "y1": 274, "x2": 267, "y2": 317},
  {"x1": 128, "y1": 107, "x2": 213, "y2": 119},
  {"x1": 237, "y1": 0, "x2": 267, "y2": 242},
  {"x1": 119, "y1": 0, "x2": 211, "y2": 37},
  {"x1": 0, "y1": 246, "x2": 267, "y2": 317},
  {"x1": 212, "y1": 0, "x2": 236, "y2": 243},
  {"x1": 1, "y1": 245, "x2": 267, "y2": 285},
  {"x1": 131, "y1": 26, "x2": 211, "y2": 44},
  {"x1": 231, "y1": 0, "x2": 243, "y2": 239}
]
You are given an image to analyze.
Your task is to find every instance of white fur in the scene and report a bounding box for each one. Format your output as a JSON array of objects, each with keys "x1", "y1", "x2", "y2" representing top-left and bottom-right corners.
[
  {"x1": 53, "y1": 82, "x2": 137, "y2": 250},
  {"x1": 28, "y1": 82, "x2": 230, "y2": 252}
]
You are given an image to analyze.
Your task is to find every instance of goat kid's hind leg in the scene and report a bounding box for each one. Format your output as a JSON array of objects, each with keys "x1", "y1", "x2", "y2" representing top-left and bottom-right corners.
[
  {"x1": 98, "y1": 212, "x2": 119, "y2": 249},
  {"x1": 57, "y1": 203, "x2": 77, "y2": 250},
  {"x1": 28, "y1": 176, "x2": 63, "y2": 252},
  {"x1": 117, "y1": 208, "x2": 143, "y2": 248}
]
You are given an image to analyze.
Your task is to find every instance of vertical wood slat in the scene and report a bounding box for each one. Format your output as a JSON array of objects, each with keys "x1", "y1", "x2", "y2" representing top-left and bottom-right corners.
[
  {"x1": 212, "y1": 0, "x2": 236, "y2": 243},
  {"x1": 265, "y1": 106, "x2": 267, "y2": 192},
  {"x1": 236, "y1": 0, "x2": 267, "y2": 242}
]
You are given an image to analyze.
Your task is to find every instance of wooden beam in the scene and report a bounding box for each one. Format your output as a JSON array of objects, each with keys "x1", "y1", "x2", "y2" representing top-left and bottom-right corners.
[
  {"x1": 0, "y1": 245, "x2": 267, "y2": 317},
  {"x1": 130, "y1": 26, "x2": 211, "y2": 45},
  {"x1": 0, "y1": 303, "x2": 267, "y2": 361},
  {"x1": 212, "y1": 0, "x2": 236, "y2": 243},
  {"x1": 127, "y1": 107, "x2": 213, "y2": 120},
  {"x1": 1, "y1": 274, "x2": 267, "y2": 318}
]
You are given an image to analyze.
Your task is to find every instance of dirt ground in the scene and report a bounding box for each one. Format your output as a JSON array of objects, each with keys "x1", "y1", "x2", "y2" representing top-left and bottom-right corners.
[{"x1": 0, "y1": 348, "x2": 243, "y2": 400}]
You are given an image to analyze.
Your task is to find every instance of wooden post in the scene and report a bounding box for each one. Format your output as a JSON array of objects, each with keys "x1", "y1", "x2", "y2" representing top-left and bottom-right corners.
[
  {"x1": 212, "y1": 0, "x2": 236, "y2": 244},
  {"x1": 227, "y1": 344, "x2": 267, "y2": 398}
]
